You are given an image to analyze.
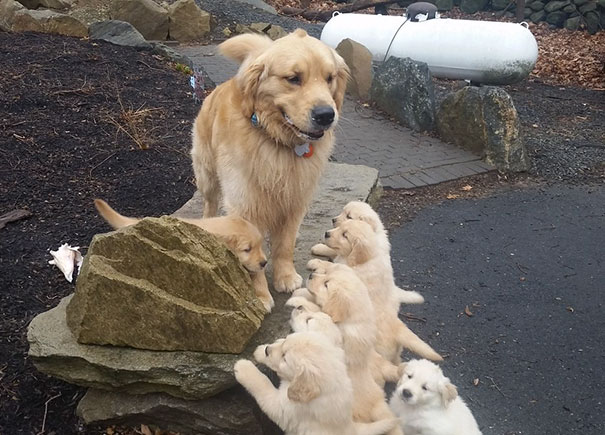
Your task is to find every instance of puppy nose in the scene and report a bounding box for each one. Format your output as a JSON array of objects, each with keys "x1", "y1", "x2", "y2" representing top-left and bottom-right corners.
[
  {"x1": 324, "y1": 231, "x2": 330, "y2": 239},
  {"x1": 260, "y1": 260, "x2": 267, "y2": 269},
  {"x1": 311, "y1": 106, "x2": 335, "y2": 128},
  {"x1": 402, "y1": 389, "x2": 412, "y2": 399}
]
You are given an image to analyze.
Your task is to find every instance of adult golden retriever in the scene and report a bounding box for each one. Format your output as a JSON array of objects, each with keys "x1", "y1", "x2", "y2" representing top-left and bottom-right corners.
[
  {"x1": 93, "y1": 199, "x2": 273, "y2": 311},
  {"x1": 234, "y1": 332, "x2": 398, "y2": 435},
  {"x1": 190, "y1": 29, "x2": 348, "y2": 293},
  {"x1": 321, "y1": 221, "x2": 443, "y2": 362}
]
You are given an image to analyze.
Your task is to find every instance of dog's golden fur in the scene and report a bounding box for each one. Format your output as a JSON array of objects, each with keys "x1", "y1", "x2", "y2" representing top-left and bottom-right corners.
[
  {"x1": 323, "y1": 220, "x2": 443, "y2": 363},
  {"x1": 234, "y1": 332, "x2": 398, "y2": 435},
  {"x1": 191, "y1": 30, "x2": 349, "y2": 293},
  {"x1": 305, "y1": 262, "x2": 403, "y2": 435},
  {"x1": 93, "y1": 199, "x2": 273, "y2": 311}
]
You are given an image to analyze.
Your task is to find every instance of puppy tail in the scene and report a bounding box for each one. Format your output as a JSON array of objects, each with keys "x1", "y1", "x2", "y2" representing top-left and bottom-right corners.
[
  {"x1": 219, "y1": 33, "x2": 273, "y2": 64},
  {"x1": 395, "y1": 286, "x2": 425, "y2": 305},
  {"x1": 94, "y1": 199, "x2": 140, "y2": 229},
  {"x1": 355, "y1": 418, "x2": 399, "y2": 435},
  {"x1": 397, "y1": 323, "x2": 443, "y2": 362}
]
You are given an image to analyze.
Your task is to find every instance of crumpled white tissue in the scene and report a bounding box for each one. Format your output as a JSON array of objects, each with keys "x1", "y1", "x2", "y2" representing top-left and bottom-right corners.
[{"x1": 48, "y1": 243, "x2": 83, "y2": 283}]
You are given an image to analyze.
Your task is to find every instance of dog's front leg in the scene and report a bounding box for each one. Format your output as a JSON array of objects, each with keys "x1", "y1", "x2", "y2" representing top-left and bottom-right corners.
[
  {"x1": 251, "y1": 271, "x2": 274, "y2": 312},
  {"x1": 234, "y1": 360, "x2": 284, "y2": 429},
  {"x1": 311, "y1": 243, "x2": 337, "y2": 259},
  {"x1": 271, "y1": 218, "x2": 303, "y2": 292}
]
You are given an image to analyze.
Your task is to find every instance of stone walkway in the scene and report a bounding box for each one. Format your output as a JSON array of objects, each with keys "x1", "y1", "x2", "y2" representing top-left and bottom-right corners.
[{"x1": 178, "y1": 45, "x2": 494, "y2": 189}]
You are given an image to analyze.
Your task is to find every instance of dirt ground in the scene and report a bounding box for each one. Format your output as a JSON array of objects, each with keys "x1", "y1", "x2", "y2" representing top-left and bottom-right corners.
[{"x1": 0, "y1": 28, "x2": 603, "y2": 435}]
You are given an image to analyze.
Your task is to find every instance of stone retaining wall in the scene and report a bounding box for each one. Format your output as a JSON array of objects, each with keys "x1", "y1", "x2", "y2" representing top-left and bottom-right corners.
[{"x1": 427, "y1": 0, "x2": 604, "y2": 34}]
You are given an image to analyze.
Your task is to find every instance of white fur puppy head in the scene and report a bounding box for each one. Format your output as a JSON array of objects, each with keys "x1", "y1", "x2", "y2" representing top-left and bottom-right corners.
[
  {"x1": 333, "y1": 201, "x2": 384, "y2": 233},
  {"x1": 324, "y1": 219, "x2": 377, "y2": 266},
  {"x1": 306, "y1": 263, "x2": 373, "y2": 323},
  {"x1": 393, "y1": 359, "x2": 458, "y2": 409},
  {"x1": 253, "y1": 332, "x2": 345, "y2": 402},
  {"x1": 289, "y1": 301, "x2": 343, "y2": 347}
]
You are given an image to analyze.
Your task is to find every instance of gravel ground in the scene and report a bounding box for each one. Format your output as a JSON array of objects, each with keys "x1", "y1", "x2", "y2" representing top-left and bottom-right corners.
[{"x1": 196, "y1": 0, "x2": 322, "y2": 39}]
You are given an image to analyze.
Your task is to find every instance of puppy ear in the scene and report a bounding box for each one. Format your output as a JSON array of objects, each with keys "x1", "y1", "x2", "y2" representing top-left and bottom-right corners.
[
  {"x1": 440, "y1": 379, "x2": 458, "y2": 408},
  {"x1": 348, "y1": 237, "x2": 371, "y2": 266},
  {"x1": 288, "y1": 365, "x2": 321, "y2": 403},
  {"x1": 322, "y1": 288, "x2": 351, "y2": 323},
  {"x1": 332, "y1": 53, "x2": 350, "y2": 112},
  {"x1": 219, "y1": 33, "x2": 273, "y2": 64},
  {"x1": 358, "y1": 214, "x2": 379, "y2": 232}
]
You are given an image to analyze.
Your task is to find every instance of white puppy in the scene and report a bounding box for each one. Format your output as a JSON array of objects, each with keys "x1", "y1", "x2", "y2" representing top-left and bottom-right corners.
[
  {"x1": 311, "y1": 201, "x2": 423, "y2": 305},
  {"x1": 389, "y1": 359, "x2": 482, "y2": 435},
  {"x1": 234, "y1": 332, "x2": 397, "y2": 435}
]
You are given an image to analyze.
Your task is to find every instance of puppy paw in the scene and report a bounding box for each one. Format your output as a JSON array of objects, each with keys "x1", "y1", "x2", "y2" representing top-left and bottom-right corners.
[
  {"x1": 311, "y1": 243, "x2": 336, "y2": 258},
  {"x1": 258, "y1": 294, "x2": 274, "y2": 313},
  {"x1": 274, "y1": 271, "x2": 303, "y2": 293},
  {"x1": 234, "y1": 359, "x2": 257, "y2": 383},
  {"x1": 306, "y1": 258, "x2": 332, "y2": 274}
]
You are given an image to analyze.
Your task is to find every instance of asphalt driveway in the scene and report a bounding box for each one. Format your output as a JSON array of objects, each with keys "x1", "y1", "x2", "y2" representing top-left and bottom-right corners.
[{"x1": 390, "y1": 183, "x2": 604, "y2": 435}]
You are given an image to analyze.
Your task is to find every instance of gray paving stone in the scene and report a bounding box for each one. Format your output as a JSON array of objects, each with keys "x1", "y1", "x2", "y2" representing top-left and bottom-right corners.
[{"x1": 177, "y1": 44, "x2": 494, "y2": 189}]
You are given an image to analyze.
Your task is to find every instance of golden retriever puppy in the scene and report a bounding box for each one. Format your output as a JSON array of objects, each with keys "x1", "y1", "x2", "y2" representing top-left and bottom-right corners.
[
  {"x1": 288, "y1": 293, "x2": 402, "y2": 388},
  {"x1": 234, "y1": 332, "x2": 398, "y2": 435},
  {"x1": 307, "y1": 264, "x2": 403, "y2": 435},
  {"x1": 191, "y1": 29, "x2": 349, "y2": 293},
  {"x1": 312, "y1": 201, "x2": 424, "y2": 305},
  {"x1": 93, "y1": 199, "x2": 273, "y2": 311},
  {"x1": 322, "y1": 221, "x2": 443, "y2": 362},
  {"x1": 389, "y1": 359, "x2": 482, "y2": 435}
]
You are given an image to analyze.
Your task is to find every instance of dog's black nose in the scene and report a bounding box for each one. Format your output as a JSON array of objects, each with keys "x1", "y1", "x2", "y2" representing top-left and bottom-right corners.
[
  {"x1": 402, "y1": 389, "x2": 412, "y2": 399},
  {"x1": 260, "y1": 260, "x2": 267, "y2": 269},
  {"x1": 311, "y1": 106, "x2": 335, "y2": 128},
  {"x1": 324, "y1": 231, "x2": 330, "y2": 239}
]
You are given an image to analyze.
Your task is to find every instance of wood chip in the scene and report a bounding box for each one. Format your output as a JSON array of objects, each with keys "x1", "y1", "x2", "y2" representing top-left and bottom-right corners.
[
  {"x1": 0, "y1": 209, "x2": 32, "y2": 229},
  {"x1": 464, "y1": 305, "x2": 474, "y2": 317}
]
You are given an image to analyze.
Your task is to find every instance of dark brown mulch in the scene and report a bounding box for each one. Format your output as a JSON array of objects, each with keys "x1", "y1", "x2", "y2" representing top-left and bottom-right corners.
[{"x1": 0, "y1": 31, "x2": 199, "y2": 434}]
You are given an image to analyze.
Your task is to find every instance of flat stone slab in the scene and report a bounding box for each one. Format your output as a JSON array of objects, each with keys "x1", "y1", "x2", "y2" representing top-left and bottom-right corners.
[{"x1": 28, "y1": 162, "x2": 379, "y2": 400}]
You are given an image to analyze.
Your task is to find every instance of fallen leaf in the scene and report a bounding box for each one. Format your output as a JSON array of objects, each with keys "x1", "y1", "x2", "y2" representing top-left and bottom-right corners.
[
  {"x1": 464, "y1": 305, "x2": 473, "y2": 317},
  {"x1": 566, "y1": 306, "x2": 574, "y2": 313},
  {"x1": 473, "y1": 378, "x2": 480, "y2": 386},
  {"x1": 141, "y1": 425, "x2": 153, "y2": 435},
  {"x1": 446, "y1": 193, "x2": 459, "y2": 199},
  {"x1": 106, "y1": 427, "x2": 114, "y2": 435},
  {"x1": 461, "y1": 185, "x2": 473, "y2": 191}
]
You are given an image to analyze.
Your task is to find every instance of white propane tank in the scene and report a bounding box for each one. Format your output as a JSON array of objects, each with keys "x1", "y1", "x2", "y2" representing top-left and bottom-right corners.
[{"x1": 321, "y1": 13, "x2": 539, "y2": 85}]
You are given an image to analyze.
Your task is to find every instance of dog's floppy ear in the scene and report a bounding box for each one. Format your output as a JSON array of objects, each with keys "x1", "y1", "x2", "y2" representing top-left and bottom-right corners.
[
  {"x1": 322, "y1": 285, "x2": 351, "y2": 323},
  {"x1": 440, "y1": 379, "x2": 458, "y2": 408},
  {"x1": 288, "y1": 364, "x2": 321, "y2": 403},
  {"x1": 332, "y1": 52, "x2": 350, "y2": 112},
  {"x1": 219, "y1": 33, "x2": 273, "y2": 64},
  {"x1": 358, "y1": 214, "x2": 379, "y2": 232},
  {"x1": 237, "y1": 61, "x2": 266, "y2": 117},
  {"x1": 348, "y1": 235, "x2": 371, "y2": 266}
]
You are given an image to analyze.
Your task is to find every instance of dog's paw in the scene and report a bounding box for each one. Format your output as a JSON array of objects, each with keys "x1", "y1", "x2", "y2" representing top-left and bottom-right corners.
[
  {"x1": 258, "y1": 293, "x2": 274, "y2": 313},
  {"x1": 234, "y1": 359, "x2": 257, "y2": 383},
  {"x1": 274, "y1": 271, "x2": 303, "y2": 293},
  {"x1": 306, "y1": 258, "x2": 332, "y2": 274},
  {"x1": 291, "y1": 287, "x2": 314, "y2": 300},
  {"x1": 311, "y1": 243, "x2": 335, "y2": 258}
]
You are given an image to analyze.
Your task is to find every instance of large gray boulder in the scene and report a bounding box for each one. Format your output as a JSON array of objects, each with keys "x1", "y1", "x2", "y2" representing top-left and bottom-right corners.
[
  {"x1": 89, "y1": 20, "x2": 151, "y2": 50},
  {"x1": 460, "y1": 0, "x2": 489, "y2": 13},
  {"x1": 436, "y1": 86, "x2": 530, "y2": 172},
  {"x1": 370, "y1": 56, "x2": 436, "y2": 132},
  {"x1": 66, "y1": 216, "x2": 265, "y2": 353},
  {"x1": 168, "y1": 0, "x2": 212, "y2": 42},
  {"x1": 110, "y1": 0, "x2": 168, "y2": 41},
  {"x1": 0, "y1": 0, "x2": 24, "y2": 31},
  {"x1": 336, "y1": 39, "x2": 373, "y2": 99}
]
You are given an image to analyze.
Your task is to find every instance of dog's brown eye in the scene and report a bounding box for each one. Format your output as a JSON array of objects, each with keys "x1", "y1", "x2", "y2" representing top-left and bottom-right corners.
[
  {"x1": 342, "y1": 232, "x2": 348, "y2": 239},
  {"x1": 422, "y1": 384, "x2": 428, "y2": 391},
  {"x1": 327, "y1": 74, "x2": 334, "y2": 84},
  {"x1": 243, "y1": 246, "x2": 251, "y2": 253},
  {"x1": 286, "y1": 75, "x2": 301, "y2": 85},
  {"x1": 407, "y1": 374, "x2": 413, "y2": 379},
  {"x1": 346, "y1": 214, "x2": 351, "y2": 219}
]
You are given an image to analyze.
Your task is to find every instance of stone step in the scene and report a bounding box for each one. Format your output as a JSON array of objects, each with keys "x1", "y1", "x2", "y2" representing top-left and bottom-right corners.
[{"x1": 28, "y1": 162, "x2": 379, "y2": 433}]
